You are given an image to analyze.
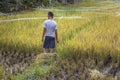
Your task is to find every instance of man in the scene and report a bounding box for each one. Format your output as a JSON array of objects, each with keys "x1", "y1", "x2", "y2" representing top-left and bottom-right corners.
[{"x1": 42, "y1": 11, "x2": 59, "y2": 53}]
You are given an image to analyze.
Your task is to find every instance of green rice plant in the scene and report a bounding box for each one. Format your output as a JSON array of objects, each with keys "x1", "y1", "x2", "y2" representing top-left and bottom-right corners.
[{"x1": 0, "y1": 1, "x2": 120, "y2": 80}]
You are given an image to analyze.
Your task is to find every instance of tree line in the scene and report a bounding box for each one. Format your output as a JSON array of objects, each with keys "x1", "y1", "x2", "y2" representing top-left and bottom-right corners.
[
  {"x1": 0, "y1": 0, "x2": 60, "y2": 12},
  {"x1": 0, "y1": 0, "x2": 119, "y2": 13}
]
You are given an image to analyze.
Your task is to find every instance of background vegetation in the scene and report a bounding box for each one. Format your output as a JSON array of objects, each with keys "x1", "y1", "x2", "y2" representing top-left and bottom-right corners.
[
  {"x1": 0, "y1": 1, "x2": 120, "y2": 80},
  {"x1": 1, "y1": 0, "x2": 120, "y2": 12}
]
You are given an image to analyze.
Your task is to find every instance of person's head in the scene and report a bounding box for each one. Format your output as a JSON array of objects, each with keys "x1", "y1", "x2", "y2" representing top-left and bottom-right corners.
[{"x1": 48, "y1": 11, "x2": 54, "y2": 19}]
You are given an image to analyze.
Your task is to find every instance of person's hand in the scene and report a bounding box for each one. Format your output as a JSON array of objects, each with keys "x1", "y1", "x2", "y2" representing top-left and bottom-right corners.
[
  {"x1": 41, "y1": 38, "x2": 44, "y2": 42},
  {"x1": 56, "y1": 40, "x2": 59, "y2": 43}
]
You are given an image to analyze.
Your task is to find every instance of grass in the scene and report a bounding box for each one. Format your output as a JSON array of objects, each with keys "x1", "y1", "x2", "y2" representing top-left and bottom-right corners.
[
  {"x1": 0, "y1": 66, "x2": 3, "y2": 79},
  {"x1": 14, "y1": 62, "x2": 51, "y2": 80},
  {"x1": 0, "y1": 1, "x2": 120, "y2": 80}
]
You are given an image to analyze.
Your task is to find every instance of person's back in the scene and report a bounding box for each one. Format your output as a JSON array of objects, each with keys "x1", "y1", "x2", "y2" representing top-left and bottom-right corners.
[{"x1": 44, "y1": 19, "x2": 57, "y2": 37}]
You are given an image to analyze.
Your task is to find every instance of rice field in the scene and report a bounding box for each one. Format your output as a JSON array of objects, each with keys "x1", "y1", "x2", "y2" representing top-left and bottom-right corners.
[{"x1": 0, "y1": 1, "x2": 120, "y2": 80}]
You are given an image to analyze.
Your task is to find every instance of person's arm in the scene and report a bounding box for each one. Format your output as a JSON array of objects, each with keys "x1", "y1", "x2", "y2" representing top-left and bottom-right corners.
[
  {"x1": 42, "y1": 28, "x2": 46, "y2": 42},
  {"x1": 55, "y1": 30, "x2": 59, "y2": 43}
]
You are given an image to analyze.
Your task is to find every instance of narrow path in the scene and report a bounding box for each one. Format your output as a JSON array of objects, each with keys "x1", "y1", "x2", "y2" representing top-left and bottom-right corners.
[
  {"x1": 0, "y1": 16, "x2": 84, "y2": 23},
  {"x1": 0, "y1": 11, "x2": 116, "y2": 23},
  {"x1": 36, "y1": 5, "x2": 120, "y2": 12}
]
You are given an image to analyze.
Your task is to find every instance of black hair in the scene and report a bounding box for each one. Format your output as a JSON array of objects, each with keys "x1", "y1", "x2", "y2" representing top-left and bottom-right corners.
[{"x1": 48, "y1": 11, "x2": 54, "y2": 18}]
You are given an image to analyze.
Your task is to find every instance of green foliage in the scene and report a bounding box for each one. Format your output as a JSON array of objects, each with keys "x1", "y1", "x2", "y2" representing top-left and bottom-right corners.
[
  {"x1": 14, "y1": 61, "x2": 51, "y2": 80},
  {"x1": 0, "y1": 0, "x2": 37, "y2": 12},
  {"x1": 21, "y1": 0, "x2": 37, "y2": 9},
  {"x1": 1, "y1": 0, "x2": 119, "y2": 12},
  {"x1": 42, "y1": 0, "x2": 50, "y2": 6},
  {"x1": 0, "y1": 66, "x2": 3, "y2": 79}
]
